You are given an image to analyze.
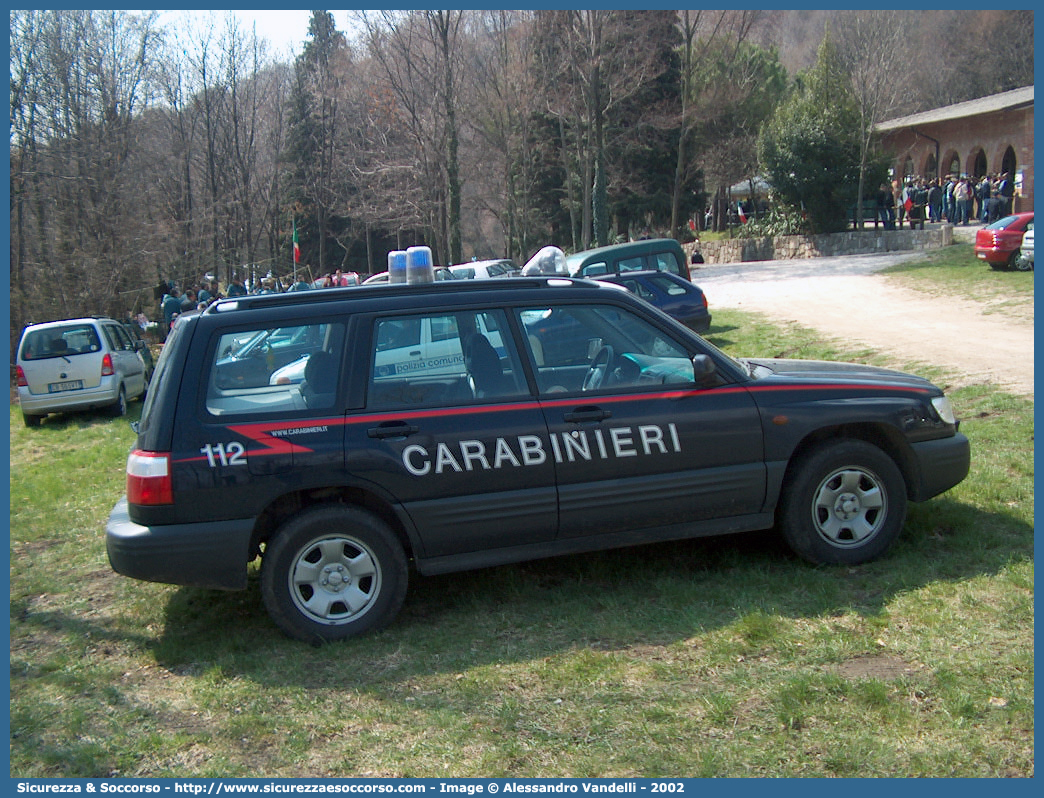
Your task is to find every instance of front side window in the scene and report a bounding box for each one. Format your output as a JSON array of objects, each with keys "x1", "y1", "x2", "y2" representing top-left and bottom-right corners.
[
  {"x1": 368, "y1": 310, "x2": 525, "y2": 408},
  {"x1": 205, "y1": 322, "x2": 344, "y2": 416},
  {"x1": 519, "y1": 304, "x2": 693, "y2": 395}
]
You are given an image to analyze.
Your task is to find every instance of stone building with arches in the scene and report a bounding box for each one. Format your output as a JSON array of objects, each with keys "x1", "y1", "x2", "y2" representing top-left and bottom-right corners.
[{"x1": 876, "y1": 86, "x2": 1033, "y2": 213}]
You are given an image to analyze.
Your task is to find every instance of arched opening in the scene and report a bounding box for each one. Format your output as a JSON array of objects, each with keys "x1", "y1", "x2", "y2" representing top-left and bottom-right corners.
[
  {"x1": 1001, "y1": 146, "x2": 1016, "y2": 177},
  {"x1": 970, "y1": 149, "x2": 987, "y2": 179},
  {"x1": 902, "y1": 156, "x2": 914, "y2": 178},
  {"x1": 925, "y1": 152, "x2": 938, "y2": 180},
  {"x1": 946, "y1": 152, "x2": 961, "y2": 177}
]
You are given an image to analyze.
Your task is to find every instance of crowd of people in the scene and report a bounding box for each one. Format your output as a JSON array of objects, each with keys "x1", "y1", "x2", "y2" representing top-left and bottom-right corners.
[
  {"x1": 876, "y1": 171, "x2": 1015, "y2": 230},
  {"x1": 157, "y1": 274, "x2": 281, "y2": 339}
]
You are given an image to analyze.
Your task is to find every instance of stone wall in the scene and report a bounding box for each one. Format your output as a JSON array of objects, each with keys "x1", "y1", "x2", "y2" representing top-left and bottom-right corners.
[{"x1": 689, "y1": 225, "x2": 954, "y2": 264}]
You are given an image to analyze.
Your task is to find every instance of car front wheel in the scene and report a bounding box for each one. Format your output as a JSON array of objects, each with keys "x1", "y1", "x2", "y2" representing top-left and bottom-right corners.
[
  {"x1": 778, "y1": 440, "x2": 907, "y2": 565},
  {"x1": 261, "y1": 504, "x2": 408, "y2": 643}
]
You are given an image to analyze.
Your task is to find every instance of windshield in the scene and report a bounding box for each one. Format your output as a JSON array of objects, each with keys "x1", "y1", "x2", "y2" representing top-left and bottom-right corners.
[{"x1": 20, "y1": 323, "x2": 101, "y2": 360}]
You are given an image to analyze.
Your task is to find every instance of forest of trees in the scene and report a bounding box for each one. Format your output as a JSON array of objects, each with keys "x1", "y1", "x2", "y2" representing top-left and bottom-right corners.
[{"x1": 8, "y1": 9, "x2": 1035, "y2": 345}]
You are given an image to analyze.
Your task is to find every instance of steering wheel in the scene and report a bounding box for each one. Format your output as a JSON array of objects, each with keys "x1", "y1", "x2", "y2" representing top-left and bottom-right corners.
[{"x1": 582, "y1": 345, "x2": 615, "y2": 391}]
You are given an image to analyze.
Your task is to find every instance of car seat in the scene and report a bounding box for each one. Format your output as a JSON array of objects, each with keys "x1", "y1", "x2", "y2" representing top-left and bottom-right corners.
[
  {"x1": 463, "y1": 334, "x2": 507, "y2": 398},
  {"x1": 302, "y1": 350, "x2": 337, "y2": 407}
]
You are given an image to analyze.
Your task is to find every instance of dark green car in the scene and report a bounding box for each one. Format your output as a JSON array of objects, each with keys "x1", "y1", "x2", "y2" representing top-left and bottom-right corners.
[{"x1": 566, "y1": 238, "x2": 691, "y2": 280}]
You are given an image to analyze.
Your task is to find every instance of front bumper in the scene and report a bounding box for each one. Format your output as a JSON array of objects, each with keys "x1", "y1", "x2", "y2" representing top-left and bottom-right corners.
[
  {"x1": 106, "y1": 497, "x2": 255, "y2": 590},
  {"x1": 909, "y1": 433, "x2": 971, "y2": 502}
]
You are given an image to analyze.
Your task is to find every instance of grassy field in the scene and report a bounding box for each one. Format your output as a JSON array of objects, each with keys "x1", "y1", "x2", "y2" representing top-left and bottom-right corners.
[
  {"x1": 880, "y1": 242, "x2": 1035, "y2": 322},
  {"x1": 9, "y1": 254, "x2": 1033, "y2": 778}
]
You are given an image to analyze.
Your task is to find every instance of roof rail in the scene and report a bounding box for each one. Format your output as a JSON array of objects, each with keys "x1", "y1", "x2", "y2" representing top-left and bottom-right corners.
[{"x1": 205, "y1": 277, "x2": 595, "y2": 314}]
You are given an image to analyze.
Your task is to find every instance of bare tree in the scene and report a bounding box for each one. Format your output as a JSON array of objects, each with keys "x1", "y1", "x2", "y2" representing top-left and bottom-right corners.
[
  {"x1": 10, "y1": 10, "x2": 163, "y2": 329},
  {"x1": 463, "y1": 10, "x2": 545, "y2": 259},
  {"x1": 831, "y1": 11, "x2": 913, "y2": 225},
  {"x1": 356, "y1": 10, "x2": 466, "y2": 264}
]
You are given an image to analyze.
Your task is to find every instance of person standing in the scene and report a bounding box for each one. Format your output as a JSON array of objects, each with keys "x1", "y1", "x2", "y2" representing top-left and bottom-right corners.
[
  {"x1": 998, "y1": 172, "x2": 1015, "y2": 215},
  {"x1": 976, "y1": 175, "x2": 991, "y2": 223},
  {"x1": 877, "y1": 182, "x2": 895, "y2": 229},
  {"x1": 161, "y1": 287, "x2": 181, "y2": 340},
  {"x1": 907, "y1": 180, "x2": 928, "y2": 230},
  {"x1": 927, "y1": 179, "x2": 942, "y2": 223},
  {"x1": 942, "y1": 174, "x2": 955, "y2": 223},
  {"x1": 227, "y1": 276, "x2": 247, "y2": 297},
  {"x1": 953, "y1": 178, "x2": 970, "y2": 225}
]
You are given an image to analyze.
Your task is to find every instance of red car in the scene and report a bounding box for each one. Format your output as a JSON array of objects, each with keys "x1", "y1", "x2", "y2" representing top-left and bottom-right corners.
[{"x1": 975, "y1": 212, "x2": 1034, "y2": 269}]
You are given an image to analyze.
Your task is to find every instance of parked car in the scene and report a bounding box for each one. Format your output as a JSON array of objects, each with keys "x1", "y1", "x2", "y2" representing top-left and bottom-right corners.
[
  {"x1": 449, "y1": 259, "x2": 519, "y2": 280},
  {"x1": 107, "y1": 276, "x2": 968, "y2": 642},
  {"x1": 975, "y1": 212, "x2": 1034, "y2": 269},
  {"x1": 566, "y1": 238, "x2": 691, "y2": 281},
  {"x1": 595, "y1": 270, "x2": 712, "y2": 333},
  {"x1": 16, "y1": 316, "x2": 149, "y2": 427},
  {"x1": 1014, "y1": 222, "x2": 1033, "y2": 271},
  {"x1": 123, "y1": 322, "x2": 156, "y2": 383}
]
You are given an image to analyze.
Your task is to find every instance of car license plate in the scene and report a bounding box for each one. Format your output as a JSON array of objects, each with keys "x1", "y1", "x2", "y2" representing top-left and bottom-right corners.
[{"x1": 48, "y1": 380, "x2": 83, "y2": 393}]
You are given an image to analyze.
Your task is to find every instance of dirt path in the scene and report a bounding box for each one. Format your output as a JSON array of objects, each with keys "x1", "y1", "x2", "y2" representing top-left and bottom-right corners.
[{"x1": 693, "y1": 251, "x2": 1034, "y2": 397}]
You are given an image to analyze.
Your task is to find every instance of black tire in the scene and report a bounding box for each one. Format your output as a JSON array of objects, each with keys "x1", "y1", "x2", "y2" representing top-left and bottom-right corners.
[
  {"x1": 777, "y1": 440, "x2": 907, "y2": 565},
  {"x1": 22, "y1": 412, "x2": 42, "y2": 428},
  {"x1": 261, "y1": 504, "x2": 408, "y2": 643},
  {"x1": 109, "y1": 386, "x2": 127, "y2": 417}
]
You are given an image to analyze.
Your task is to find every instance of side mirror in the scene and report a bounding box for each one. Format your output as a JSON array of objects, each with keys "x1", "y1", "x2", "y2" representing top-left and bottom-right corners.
[{"x1": 691, "y1": 354, "x2": 717, "y2": 382}]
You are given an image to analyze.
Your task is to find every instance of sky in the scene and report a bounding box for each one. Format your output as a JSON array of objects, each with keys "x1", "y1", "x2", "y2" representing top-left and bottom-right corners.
[{"x1": 155, "y1": 9, "x2": 359, "y2": 59}]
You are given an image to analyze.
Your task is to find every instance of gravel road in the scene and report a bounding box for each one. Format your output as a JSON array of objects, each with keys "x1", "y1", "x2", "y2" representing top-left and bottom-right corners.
[{"x1": 692, "y1": 250, "x2": 1034, "y2": 397}]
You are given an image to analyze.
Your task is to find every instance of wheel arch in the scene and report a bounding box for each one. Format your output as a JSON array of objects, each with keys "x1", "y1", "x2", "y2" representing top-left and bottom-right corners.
[
  {"x1": 248, "y1": 485, "x2": 417, "y2": 564},
  {"x1": 782, "y1": 423, "x2": 917, "y2": 500}
]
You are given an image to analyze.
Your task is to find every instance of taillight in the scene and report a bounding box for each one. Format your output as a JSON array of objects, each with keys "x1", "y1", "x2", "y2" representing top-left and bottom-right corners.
[
  {"x1": 101, "y1": 353, "x2": 115, "y2": 377},
  {"x1": 126, "y1": 450, "x2": 173, "y2": 505},
  {"x1": 16, "y1": 365, "x2": 27, "y2": 387}
]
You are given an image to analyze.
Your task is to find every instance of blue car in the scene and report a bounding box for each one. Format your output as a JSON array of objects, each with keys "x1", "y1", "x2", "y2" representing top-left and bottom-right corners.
[{"x1": 595, "y1": 270, "x2": 712, "y2": 333}]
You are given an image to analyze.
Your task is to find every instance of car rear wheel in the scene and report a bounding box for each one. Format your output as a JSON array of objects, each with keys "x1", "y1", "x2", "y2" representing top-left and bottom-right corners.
[
  {"x1": 1013, "y1": 250, "x2": 1033, "y2": 271},
  {"x1": 109, "y1": 386, "x2": 127, "y2": 417},
  {"x1": 778, "y1": 440, "x2": 907, "y2": 565},
  {"x1": 261, "y1": 504, "x2": 408, "y2": 643},
  {"x1": 22, "y1": 412, "x2": 42, "y2": 428}
]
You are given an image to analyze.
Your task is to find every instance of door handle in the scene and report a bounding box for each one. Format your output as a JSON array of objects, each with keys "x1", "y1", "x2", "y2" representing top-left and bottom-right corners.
[
  {"x1": 563, "y1": 406, "x2": 611, "y2": 423},
  {"x1": 367, "y1": 422, "x2": 420, "y2": 439}
]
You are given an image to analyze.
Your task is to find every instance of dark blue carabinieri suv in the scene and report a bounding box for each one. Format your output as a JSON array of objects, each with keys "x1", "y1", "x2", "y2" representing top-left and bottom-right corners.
[{"x1": 106, "y1": 276, "x2": 970, "y2": 642}]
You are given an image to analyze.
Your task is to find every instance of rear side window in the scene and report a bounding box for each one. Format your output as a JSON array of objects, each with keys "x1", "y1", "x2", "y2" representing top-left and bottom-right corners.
[
  {"x1": 651, "y1": 251, "x2": 682, "y2": 276},
  {"x1": 19, "y1": 324, "x2": 102, "y2": 360},
  {"x1": 645, "y1": 274, "x2": 688, "y2": 296},
  {"x1": 103, "y1": 324, "x2": 135, "y2": 352},
  {"x1": 617, "y1": 255, "x2": 646, "y2": 272},
  {"x1": 204, "y1": 322, "x2": 346, "y2": 416}
]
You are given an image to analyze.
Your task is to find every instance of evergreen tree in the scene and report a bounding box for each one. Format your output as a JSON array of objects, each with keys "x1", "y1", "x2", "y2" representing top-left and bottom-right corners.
[{"x1": 758, "y1": 37, "x2": 867, "y2": 234}]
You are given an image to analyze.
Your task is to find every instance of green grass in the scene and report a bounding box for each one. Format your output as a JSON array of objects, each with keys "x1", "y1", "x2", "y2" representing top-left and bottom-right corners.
[
  {"x1": 880, "y1": 243, "x2": 1034, "y2": 321},
  {"x1": 9, "y1": 270, "x2": 1034, "y2": 778}
]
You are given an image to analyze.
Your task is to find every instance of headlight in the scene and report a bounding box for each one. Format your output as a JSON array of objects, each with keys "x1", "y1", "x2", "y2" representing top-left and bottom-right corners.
[{"x1": 931, "y1": 395, "x2": 957, "y2": 424}]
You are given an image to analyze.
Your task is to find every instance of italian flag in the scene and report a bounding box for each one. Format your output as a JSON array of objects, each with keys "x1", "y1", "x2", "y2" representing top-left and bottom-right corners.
[{"x1": 292, "y1": 219, "x2": 300, "y2": 263}]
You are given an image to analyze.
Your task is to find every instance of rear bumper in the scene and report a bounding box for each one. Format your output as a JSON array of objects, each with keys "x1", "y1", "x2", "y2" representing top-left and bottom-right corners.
[
  {"x1": 909, "y1": 433, "x2": 971, "y2": 502},
  {"x1": 106, "y1": 497, "x2": 255, "y2": 590},
  {"x1": 684, "y1": 313, "x2": 712, "y2": 333},
  {"x1": 18, "y1": 380, "x2": 120, "y2": 414},
  {"x1": 975, "y1": 247, "x2": 1015, "y2": 265}
]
